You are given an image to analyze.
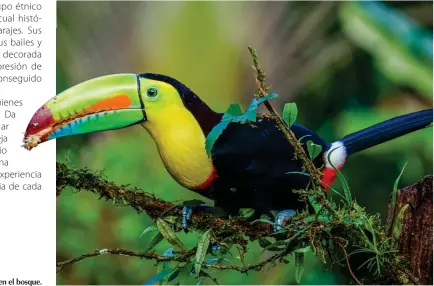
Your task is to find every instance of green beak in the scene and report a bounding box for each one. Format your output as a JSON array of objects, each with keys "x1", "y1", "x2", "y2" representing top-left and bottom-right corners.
[{"x1": 23, "y1": 73, "x2": 146, "y2": 150}]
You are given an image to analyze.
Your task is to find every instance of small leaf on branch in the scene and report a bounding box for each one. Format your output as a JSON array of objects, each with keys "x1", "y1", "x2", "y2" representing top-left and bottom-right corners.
[
  {"x1": 283, "y1": 102, "x2": 298, "y2": 127},
  {"x1": 295, "y1": 252, "x2": 305, "y2": 284},
  {"x1": 392, "y1": 204, "x2": 409, "y2": 248},
  {"x1": 143, "y1": 268, "x2": 173, "y2": 285},
  {"x1": 195, "y1": 229, "x2": 211, "y2": 275},
  {"x1": 146, "y1": 232, "x2": 164, "y2": 252},
  {"x1": 387, "y1": 162, "x2": 407, "y2": 232},
  {"x1": 222, "y1": 103, "x2": 243, "y2": 119},
  {"x1": 157, "y1": 218, "x2": 185, "y2": 250},
  {"x1": 140, "y1": 226, "x2": 157, "y2": 238},
  {"x1": 205, "y1": 93, "x2": 278, "y2": 156},
  {"x1": 294, "y1": 245, "x2": 311, "y2": 254},
  {"x1": 239, "y1": 208, "x2": 255, "y2": 218},
  {"x1": 258, "y1": 237, "x2": 273, "y2": 248},
  {"x1": 307, "y1": 140, "x2": 322, "y2": 160}
]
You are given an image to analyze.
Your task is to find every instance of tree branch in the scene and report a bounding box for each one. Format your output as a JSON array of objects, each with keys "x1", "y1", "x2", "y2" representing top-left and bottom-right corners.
[
  {"x1": 56, "y1": 248, "x2": 195, "y2": 273},
  {"x1": 56, "y1": 162, "x2": 272, "y2": 242}
]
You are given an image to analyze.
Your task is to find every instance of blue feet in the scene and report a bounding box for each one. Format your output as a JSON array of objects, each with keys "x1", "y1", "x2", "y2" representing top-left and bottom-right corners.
[
  {"x1": 274, "y1": 209, "x2": 296, "y2": 232},
  {"x1": 182, "y1": 203, "x2": 211, "y2": 231}
]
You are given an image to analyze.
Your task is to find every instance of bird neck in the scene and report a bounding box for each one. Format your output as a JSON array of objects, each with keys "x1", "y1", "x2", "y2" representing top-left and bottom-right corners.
[{"x1": 142, "y1": 105, "x2": 216, "y2": 190}]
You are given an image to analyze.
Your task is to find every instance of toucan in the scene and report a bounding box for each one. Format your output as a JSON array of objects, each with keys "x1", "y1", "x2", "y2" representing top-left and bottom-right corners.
[{"x1": 23, "y1": 73, "x2": 433, "y2": 230}]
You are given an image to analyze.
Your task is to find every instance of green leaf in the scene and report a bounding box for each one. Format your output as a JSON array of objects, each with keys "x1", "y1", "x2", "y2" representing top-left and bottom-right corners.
[
  {"x1": 146, "y1": 232, "x2": 164, "y2": 251},
  {"x1": 392, "y1": 204, "x2": 409, "y2": 248},
  {"x1": 327, "y1": 147, "x2": 352, "y2": 205},
  {"x1": 304, "y1": 215, "x2": 315, "y2": 223},
  {"x1": 243, "y1": 93, "x2": 278, "y2": 122},
  {"x1": 298, "y1": 134, "x2": 312, "y2": 143},
  {"x1": 239, "y1": 208, "x2": 255, "y2": 218},
  {"x1": 167, "y1": 268, "x2": 181, "y2": 283},
  {"x1": 283, "y1": 102, "x2": 298, "y2": 127},
  {"x1": 286, "y1": 171, "x2": 310, "y2": 177},
  {"x1": 157, "y1": 259, "x2": 172, "y2": 285},
  {"x1": 307, "y1": 140, "x2": 322, "y2": 160},
  {"x1": 258, "y1": 238, "x2": 273, "y2": 248},
  {"x1": 219, "y1": 237, "x2": 234, "y2": 255},
  {"x1": 263, "y1": 239, "x2": 289, "y2": 252},
  {"x1": 195, "y1": 229, "x2": 211, "y2": 275},
  {"x1": 143, "y1": 268, "x2": 173, "y2": 285},
  {"x1": 205, "y1": 93, "x2": 278, "y2": 156},
  {"x1": 295, "y1": 245, "x2": 311, "y2": 254},
  {"x1": 251, "y1": 218, "x2": 276, "y2": 225},
  {"x1": 140, "y1": 226, "x2": 157, "y2": 238},
  {"x1": 205, "y1": 121, "x2": 230, "y2": 157},
  {"x1": 156, "y1": 218, "x2": 185, "y2": 250},
  {"x1": 295, "y1": 252, "x2": 305, "y2": 284},
  {"x1": 222, "y1": 103, "x2": 243, "y2": 120},
  {"x1": 308, "y1": 195, "x2": 321, "y2": 214},
  {"x1": 387, "y1": 162, "x2": 407, "y2": 232}
]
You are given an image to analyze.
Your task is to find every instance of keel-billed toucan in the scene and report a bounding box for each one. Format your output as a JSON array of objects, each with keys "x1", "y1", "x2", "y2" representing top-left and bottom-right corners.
[{"x1": 24, "y1": 73, "x2": 433, "y2": 229}]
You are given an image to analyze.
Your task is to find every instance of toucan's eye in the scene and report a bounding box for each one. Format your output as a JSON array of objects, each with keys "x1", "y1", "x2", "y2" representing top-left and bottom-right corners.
[{"x1": 146, "y1": 87, "x2": 158, "y2": 98}]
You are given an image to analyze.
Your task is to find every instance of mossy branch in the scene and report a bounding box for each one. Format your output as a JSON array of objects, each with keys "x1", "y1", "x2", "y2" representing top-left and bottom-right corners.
[
  {"x1": 56, "y1": 162, "x2": 430, "y2": 285},
  {"x1": 248, "y1": 46, "x2": 322, "y2": 182},
  {"x1": 247, "y1": 46, "x2": 334, "y2": 215},
  {"x1": 56, "y1": 162, "x2": 272, "y2": 242}
]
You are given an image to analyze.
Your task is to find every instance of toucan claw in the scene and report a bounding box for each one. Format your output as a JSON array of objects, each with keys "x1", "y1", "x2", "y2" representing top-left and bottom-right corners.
[{"x1": 182, "y1": 203, "x2": 211, "y2": 232}]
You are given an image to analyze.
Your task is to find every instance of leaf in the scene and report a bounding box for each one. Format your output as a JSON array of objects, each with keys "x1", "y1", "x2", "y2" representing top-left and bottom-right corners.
[
  {"x1": 258, "y1": 238, "x2": 273, "y2": 248},
  {"x1": 263, "y1": 239, "x2": 289, "y2": 252},
  {"x1": 146, "y1": 232, "x2": 164, "y2": 251},
  {"x1": 156, "y1": 218, "x2": 185, "y2": 250},
  {"x1": 308, "y1": 195, "x2": 321, "y2": 214},
  {"x1": 286, "y1": 171, "x2": 310, "y2": 177},
  {"x1": 251, "y1": 218, "x2": 276, "y2": 225},
  {"x1": 205, "y1": 258, "x2": 220, "y2": 265},
  {"x1": 219, "y1": 237, "x2": 234, "y2": 254},
  {"x1": 295, "y1": 252, "x2": 305, "y2": 284},
  {"x1": 298, "y1": 134, "x2": 312, "y2": 143},
  {"x1": 307, "y1": 140, "x2": 322, "y2": 160},
  {"x1": 392, "y1": 204, "x2": 409, "y2": 248},
  {"x1": 283, "y1": 102, "x2": 298, "y2": 127},
  {"x1": 178, "y1": 262, "x2": 195, "y2": 284},
  {"x1": 243, "y1": 93, "x2": 278, "y2": 122},
  {"x1": 195, "y1": 229, "x2": 211, "y2": 275},
  {"x1": 157, "y1": 248, "x2": 174, "y2": 285},
  {"x1": 205, "y1": 121, "x2": 230, "y2": 157},
  {"x1": 294, "y1": 245, "x2": 311, "y2": 254},
  {"x1": 387, "y1": 162, "x2": 407, "y2": 232},
  {"x1": 143, "y1": 268, "x2": 173, "y2": 285},
  {"x1": 140, "y1": 226, "x2": 157, "y2": 238},
  {"x1": 222, "y1": 103, "x2": 243, "y2": 120},
  {"x1": 167, "y1": 268, "x2": 181, "y2": 283},
  {"x1": 239, "y1": 208, "x2": 255, "y2": 218},
  {"x1": 205, "y1": 93, "x2": 278, "y2": 156}
]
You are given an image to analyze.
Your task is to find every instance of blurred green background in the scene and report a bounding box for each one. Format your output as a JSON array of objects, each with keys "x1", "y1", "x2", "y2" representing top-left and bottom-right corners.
[{"x1": 56, "y1": 1, "x2": 433, "y2": 285}]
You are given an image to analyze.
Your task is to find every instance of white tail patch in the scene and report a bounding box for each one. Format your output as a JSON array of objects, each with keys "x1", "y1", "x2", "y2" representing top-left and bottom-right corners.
[{"x1": 324, "y1": 141, "x2": 347, "y2": 168}]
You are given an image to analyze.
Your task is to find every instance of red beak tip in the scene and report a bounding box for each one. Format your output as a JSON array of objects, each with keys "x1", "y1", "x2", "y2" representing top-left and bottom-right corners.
[{"x1": 22, "y1": 134, "x2": 42, "y2": 151}]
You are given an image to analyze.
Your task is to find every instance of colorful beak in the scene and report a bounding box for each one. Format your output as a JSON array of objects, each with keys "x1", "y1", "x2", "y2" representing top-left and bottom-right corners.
[{"x1": 23, "y1": 73, "x2": 146, "y2": 150}]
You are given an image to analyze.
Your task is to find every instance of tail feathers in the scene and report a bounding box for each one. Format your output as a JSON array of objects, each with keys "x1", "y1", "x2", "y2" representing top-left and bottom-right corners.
[
  {"x1": 319, "y1": 109, "x2": 432, "y2": 191},
  {"x1": 337, "y1": 109, "x2": 433, "y2": 156}
]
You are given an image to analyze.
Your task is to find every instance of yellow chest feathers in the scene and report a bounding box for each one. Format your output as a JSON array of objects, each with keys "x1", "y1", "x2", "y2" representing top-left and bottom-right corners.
[{"x1": 142, "y1": 106, "x2": 214, "y2": 190}]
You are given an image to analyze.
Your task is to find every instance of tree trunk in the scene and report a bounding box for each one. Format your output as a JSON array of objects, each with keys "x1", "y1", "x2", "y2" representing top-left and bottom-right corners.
[{"x1": 387, "y1": 175, "x2": 433, "y2": 285}]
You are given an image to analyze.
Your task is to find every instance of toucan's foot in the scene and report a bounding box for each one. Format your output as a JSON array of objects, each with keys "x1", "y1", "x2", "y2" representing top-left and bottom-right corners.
[
  {"x1": 274, "y1": 209, "x2": 296, "y2": 232},
  {"x1": 181, "y1": 200, "x2": 226, "y2": 232}
]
